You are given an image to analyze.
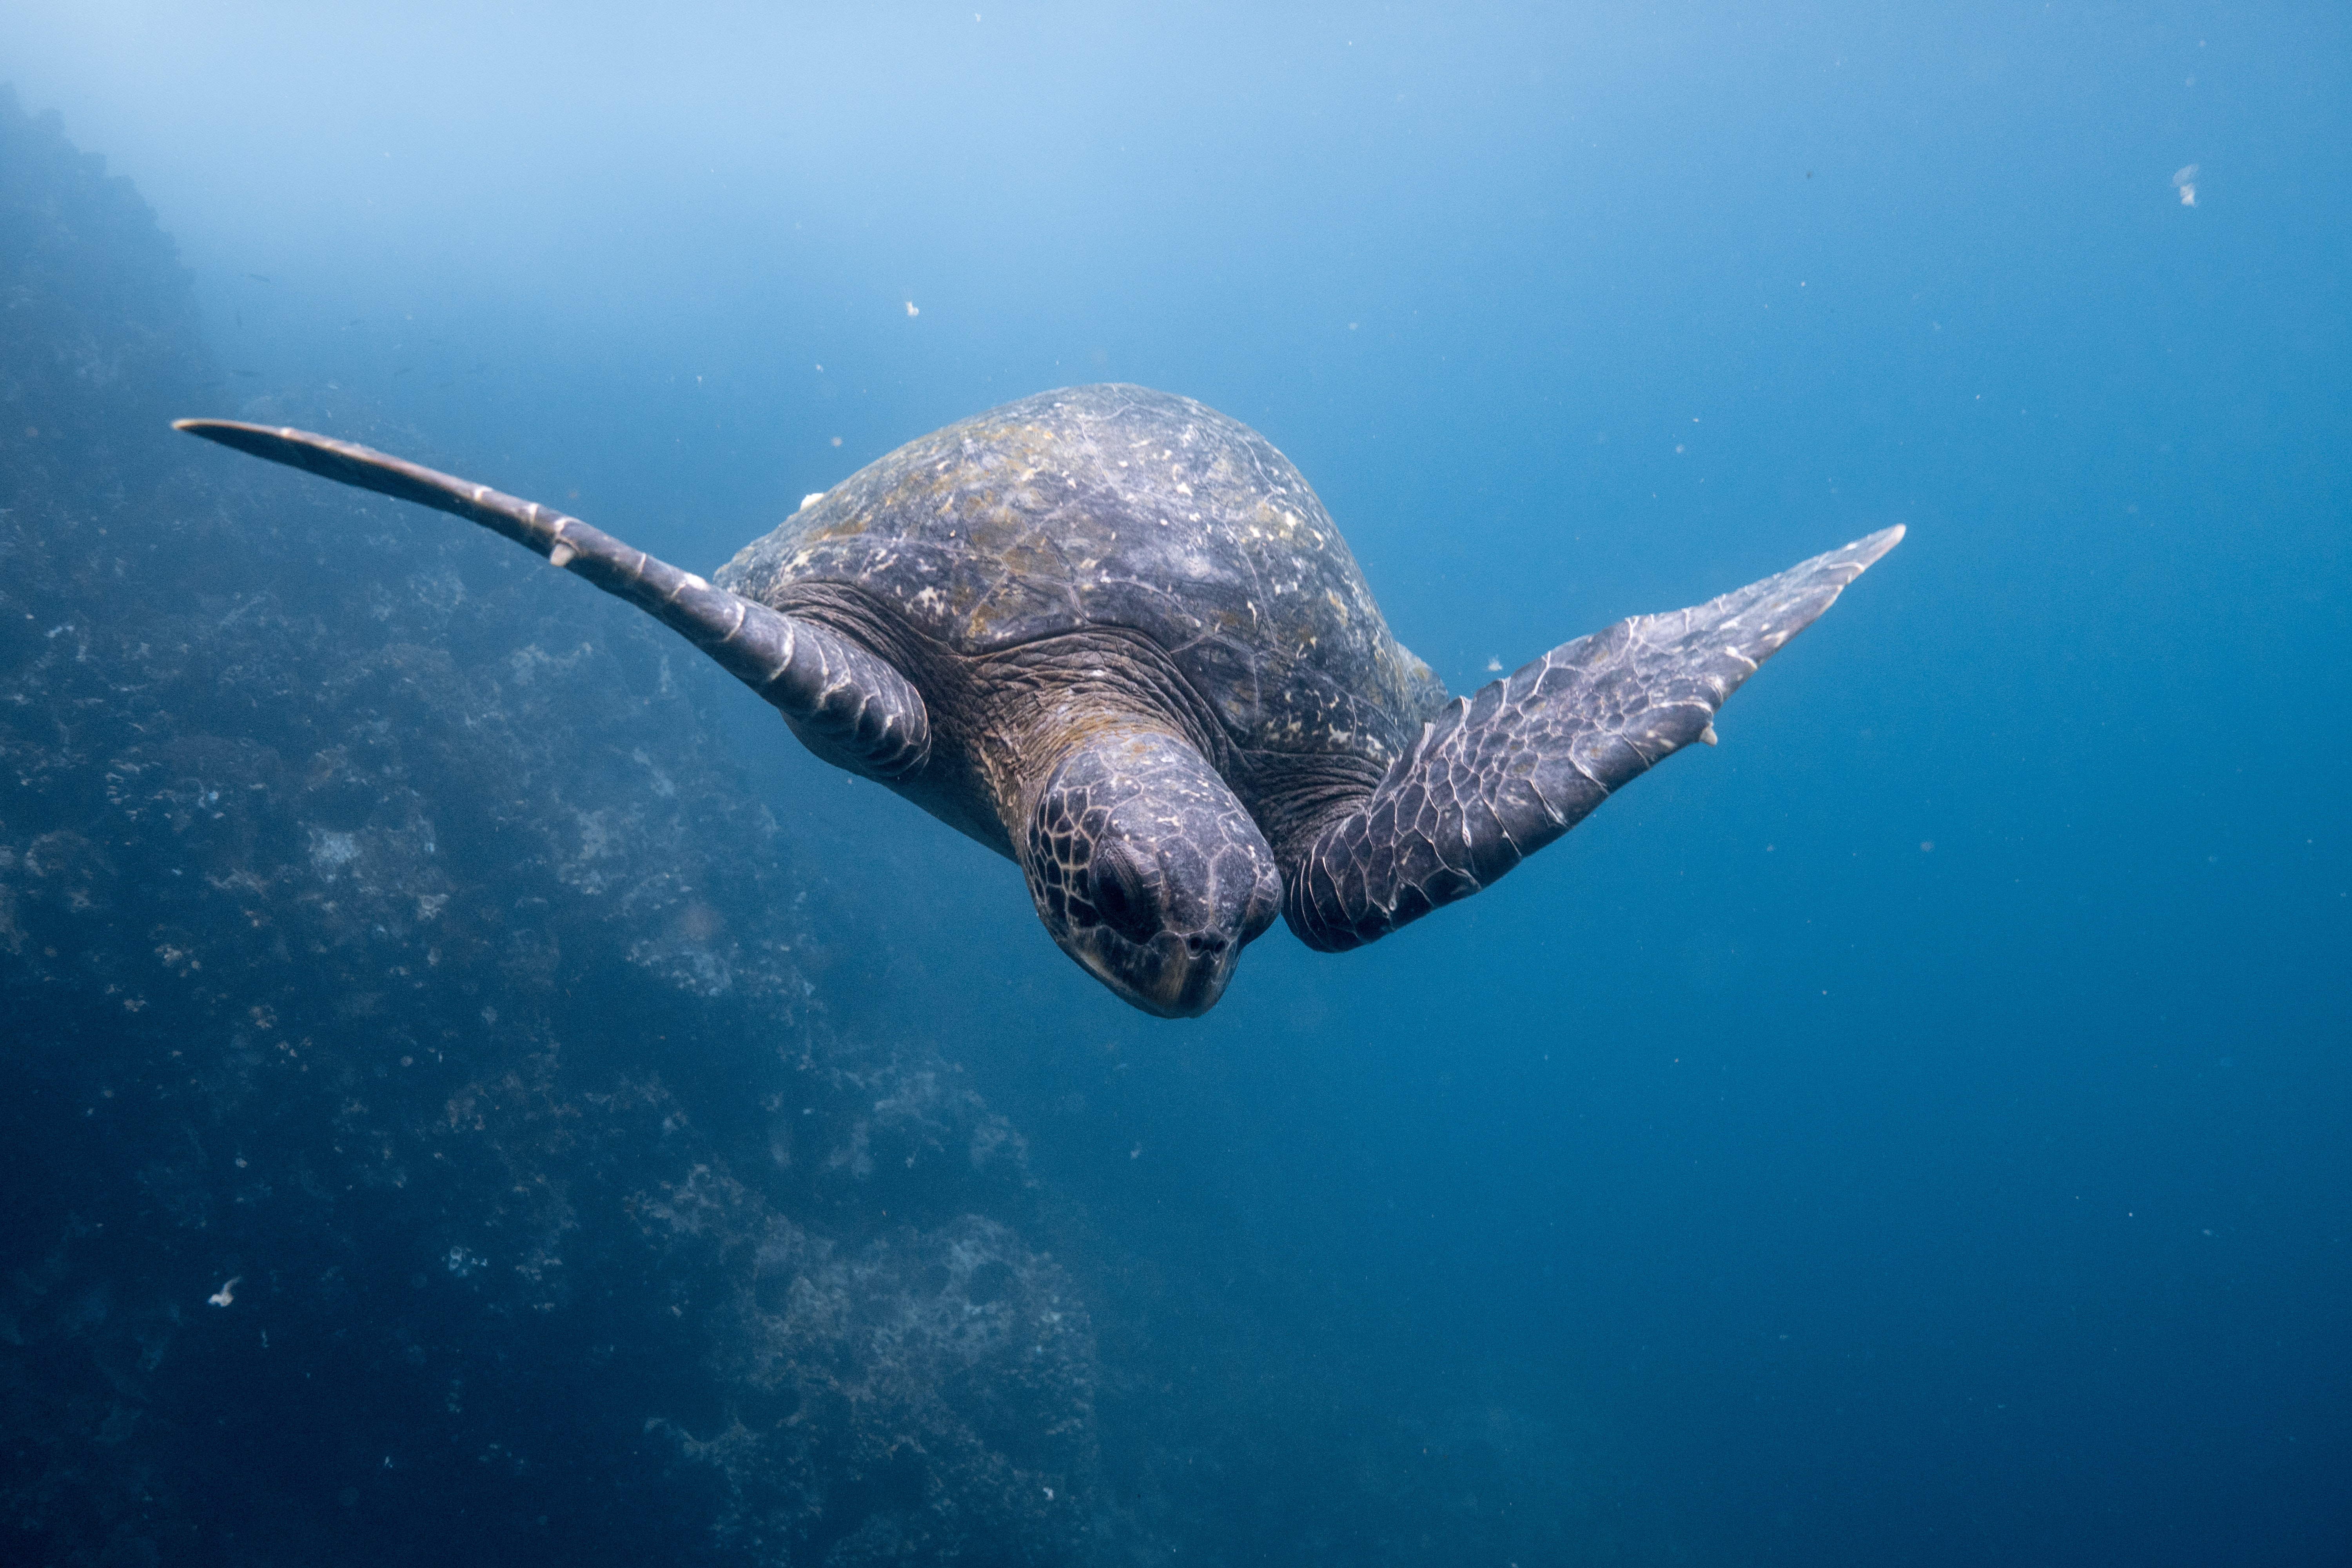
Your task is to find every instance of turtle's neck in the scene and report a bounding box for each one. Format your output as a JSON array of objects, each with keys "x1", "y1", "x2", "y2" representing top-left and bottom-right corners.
[
  {"x1": 970, "y1": 628, "x2": 1233, "y2": 847},
  {"x1": 751, "y1": 579, "x2": 1237, "y2": 862}
]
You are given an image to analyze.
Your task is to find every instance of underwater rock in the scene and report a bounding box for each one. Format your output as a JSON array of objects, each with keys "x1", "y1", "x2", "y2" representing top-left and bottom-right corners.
[
  {"x1": 0, "y1": 92, "x2": 1101, "y2": 1566},
  {"x1": 0, "y1": 86, "x2": 210, "y2": 517}
]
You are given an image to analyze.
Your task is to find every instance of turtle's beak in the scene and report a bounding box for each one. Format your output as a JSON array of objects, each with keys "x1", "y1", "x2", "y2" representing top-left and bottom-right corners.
[
  {"x1": 1145, "y1": 933, "x2": 1241, "y2": 1018},
  {"x1": 1072, "y1": 933, "x2": 1239, "y2": 1019}
]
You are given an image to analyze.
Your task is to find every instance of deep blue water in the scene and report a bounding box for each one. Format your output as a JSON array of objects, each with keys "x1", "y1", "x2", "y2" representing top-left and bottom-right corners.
[{"x1": 4, "y1": 4, "x2": 2346, "y2": 1563}]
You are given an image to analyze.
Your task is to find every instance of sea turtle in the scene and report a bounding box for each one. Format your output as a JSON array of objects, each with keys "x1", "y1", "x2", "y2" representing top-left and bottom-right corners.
[{"x1": 177, "y1": 385, "x2": 1900, "y2": 1017}]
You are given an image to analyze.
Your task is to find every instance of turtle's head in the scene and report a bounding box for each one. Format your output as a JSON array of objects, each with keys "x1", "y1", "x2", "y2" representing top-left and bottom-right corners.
[{"x1": 1022, "y1": 731, "x2": 1281, "y2": 1018}]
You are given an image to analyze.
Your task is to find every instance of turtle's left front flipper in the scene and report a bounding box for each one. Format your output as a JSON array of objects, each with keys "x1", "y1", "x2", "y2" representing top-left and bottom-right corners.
[
  {"x1": 1283, "y1": 526, "x2": 1903, "y2": 951},
  {"x1": 174, "y1": 419, "x2": 929, "y2": 779}
]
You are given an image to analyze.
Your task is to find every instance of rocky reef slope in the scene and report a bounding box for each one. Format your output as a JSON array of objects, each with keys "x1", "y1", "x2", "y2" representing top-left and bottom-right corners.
[{"x1": 0, "y1": 88, "x2": 1100, "y2": 1567}]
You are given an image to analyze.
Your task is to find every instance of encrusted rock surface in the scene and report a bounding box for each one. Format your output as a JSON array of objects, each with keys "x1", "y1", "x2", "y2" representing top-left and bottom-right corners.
[{"x1": 0, "y1": 88, "x2": 1099, "y2": 1567}]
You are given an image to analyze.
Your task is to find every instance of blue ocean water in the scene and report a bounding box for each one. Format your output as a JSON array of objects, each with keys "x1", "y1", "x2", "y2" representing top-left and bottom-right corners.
[{"x1": 2, "y1": 4, "x2": 2345, "y2": 1563}]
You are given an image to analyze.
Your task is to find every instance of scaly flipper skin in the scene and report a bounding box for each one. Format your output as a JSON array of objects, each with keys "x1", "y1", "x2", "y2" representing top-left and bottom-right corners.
[
  {"x1": 173, "y1": 419, "x2": 930, "y2": 779},
  {"x1": 1283, "y1": 526, "x2": 1905, "y2": 951}
]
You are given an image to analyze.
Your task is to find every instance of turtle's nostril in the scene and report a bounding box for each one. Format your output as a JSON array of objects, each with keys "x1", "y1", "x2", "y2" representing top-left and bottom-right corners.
[{"x1": 1186, "y1": 933, "x2": 1226, "y2": 957}]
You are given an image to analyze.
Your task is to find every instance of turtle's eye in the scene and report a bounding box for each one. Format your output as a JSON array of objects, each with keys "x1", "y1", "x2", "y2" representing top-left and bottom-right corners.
[{"x1": 1090, "y1": 841, "x2": 1158, "y2": 944}]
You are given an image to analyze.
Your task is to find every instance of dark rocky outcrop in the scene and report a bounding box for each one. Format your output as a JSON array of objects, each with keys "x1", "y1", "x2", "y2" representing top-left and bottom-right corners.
[
  {"x1": 0, "y1": 88, "x2": 1100, "y2": 1567},
  {"x1": 0, "y1": 88, "x2": 209, "y2": 516}
]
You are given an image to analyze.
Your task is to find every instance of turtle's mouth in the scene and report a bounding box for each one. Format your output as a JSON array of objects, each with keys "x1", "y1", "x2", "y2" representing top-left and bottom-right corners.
[{"x1": 1074, "y1": 931, "x2": 1239, "y2": 1019}]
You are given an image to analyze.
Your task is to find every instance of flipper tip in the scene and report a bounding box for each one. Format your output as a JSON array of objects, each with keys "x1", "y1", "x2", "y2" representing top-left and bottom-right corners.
[
  {"x1": 175, "y1": 417, "x2": 287, "y2": 437},
  {"x1": 1792, "y1": 524, "x2": 1904, "y2": 596},
  {"x1": 173, "y1": 417, "x2": 260, "y2": 445},
  {"x1": 1848, "y1": 523, "x2": 1905, "y2": 566},
  {"x1": 171, "y1": 418, "x2": 341, "y2": 470}
]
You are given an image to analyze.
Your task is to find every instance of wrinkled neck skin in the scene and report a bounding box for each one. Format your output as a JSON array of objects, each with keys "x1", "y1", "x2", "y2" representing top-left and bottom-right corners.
[
  {"x1": 972, "y1": 634, "x2": 1221, "y2": 834},
  {"x1": 770, "y1": 584, "x2": 1224, "y2": 854}
]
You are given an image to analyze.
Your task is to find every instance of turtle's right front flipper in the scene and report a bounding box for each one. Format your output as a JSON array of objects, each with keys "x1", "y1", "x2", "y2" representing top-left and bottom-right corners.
[
  {"x1": 1283, "y1": 526, "x2": 1903, "y2": 951},
  {"x1": 174, "y1": 419, "x2": 929, "y2": 780}
]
